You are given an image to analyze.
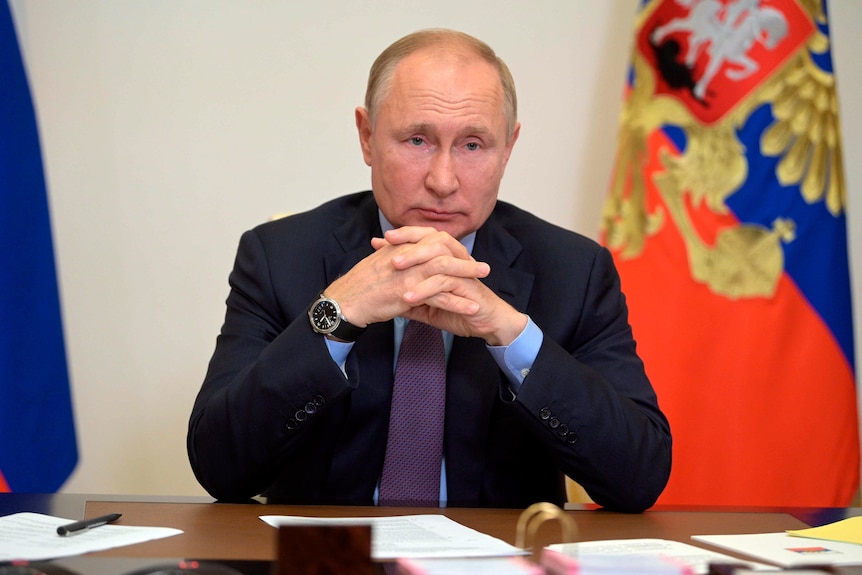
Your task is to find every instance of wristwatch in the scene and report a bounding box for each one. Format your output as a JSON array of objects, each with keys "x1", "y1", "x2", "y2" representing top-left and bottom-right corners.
[{"x1": 307, "y1": 294, "x2": 366, "y2": 342}]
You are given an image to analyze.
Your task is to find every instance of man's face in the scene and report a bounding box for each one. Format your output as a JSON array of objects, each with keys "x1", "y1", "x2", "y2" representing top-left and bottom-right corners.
[{"x1": 356, "y1": 48, "x2": 520, "y2": 240}]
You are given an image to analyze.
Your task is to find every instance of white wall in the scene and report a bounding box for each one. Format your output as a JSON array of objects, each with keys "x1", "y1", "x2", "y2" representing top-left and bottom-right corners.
[{"x1": 8, "y1": 1, "x2": 862, "y2": 496}]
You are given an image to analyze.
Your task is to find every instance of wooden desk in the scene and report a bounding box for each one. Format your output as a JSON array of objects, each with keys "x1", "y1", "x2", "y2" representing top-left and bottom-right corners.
[
  {"x1": 81, "y1": 499, "x2": 812, "y2": 561},
  {"x1": 4, "y1": 494, "x2": 859, "y2": 574}
]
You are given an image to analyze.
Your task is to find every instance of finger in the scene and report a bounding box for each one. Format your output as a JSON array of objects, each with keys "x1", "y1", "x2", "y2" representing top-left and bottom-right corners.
[
  {"x1": 405, "y1": 290, "x2": 481, "y2": 317},
  {"x1": 403, "y1": 274, "x2": 482, "y2": 308},
  {"x1": 382, "y1": 226, "x2": 439, "y2": 245},
  {"x1": 387, "y1": 228, "x2": 472, "y2": 259},
  {"x1": 372, "y1": 227, "x2": 441, "y2": 252},
  {"x1": 417, "y1": 255, "x2": 490, "y2": 279},
  {"x1": 390, "y1": 238, "x2": 478, "y2": 270},
  {"x1": 370, "y1": 237, "x2": 389, "y2": 251}
]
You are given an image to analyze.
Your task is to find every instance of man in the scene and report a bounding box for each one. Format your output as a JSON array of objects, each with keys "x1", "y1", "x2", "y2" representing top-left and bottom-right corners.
[{"x1": 187, "y1": 29, "x2": 671, "y2": 512}]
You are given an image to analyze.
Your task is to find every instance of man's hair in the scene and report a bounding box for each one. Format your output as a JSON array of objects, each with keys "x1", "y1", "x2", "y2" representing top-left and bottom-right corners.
[{"x1": 364, "y1": 29, "x2": 518, "y2": 137}]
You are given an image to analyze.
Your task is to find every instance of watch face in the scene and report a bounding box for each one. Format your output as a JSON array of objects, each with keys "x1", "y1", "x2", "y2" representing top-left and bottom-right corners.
[{"x1": 311, "y1": 299, "x2": 339, "y2": 333}]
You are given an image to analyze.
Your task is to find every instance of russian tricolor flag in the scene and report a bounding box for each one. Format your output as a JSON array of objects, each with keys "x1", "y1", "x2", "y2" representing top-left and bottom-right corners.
[
  {"x1": 604, "y1": 0, "x2": 859, "y2": 505},
  {"x1": 0, "y1": 0, "x2": 78, "y2": 492}
]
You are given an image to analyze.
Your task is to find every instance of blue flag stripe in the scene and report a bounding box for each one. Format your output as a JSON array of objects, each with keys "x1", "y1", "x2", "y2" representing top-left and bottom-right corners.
[{"x1": 0, "y1": 0, "x2": 77, "y2": 492}]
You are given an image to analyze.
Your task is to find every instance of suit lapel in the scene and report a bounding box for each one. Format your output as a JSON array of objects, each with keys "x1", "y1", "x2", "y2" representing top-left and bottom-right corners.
[
  {"x1": 324, "y1": 194, "x2": 380, "y2": 284},
  {"x1": 472, "y1": 215, "x2": 534, "y2": 311}
]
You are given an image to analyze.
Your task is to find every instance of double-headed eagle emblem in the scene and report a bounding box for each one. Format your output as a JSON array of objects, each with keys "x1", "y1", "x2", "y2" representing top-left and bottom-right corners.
[{"x1": 602, "y1": 0, "x2": 844, "y2": 299}]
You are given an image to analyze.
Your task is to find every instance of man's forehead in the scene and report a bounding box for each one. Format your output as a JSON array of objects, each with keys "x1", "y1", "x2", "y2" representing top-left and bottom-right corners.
[
  {"x1": 392, "y1": 47, "x2": 492, "y2": 85},
  {"x1": 385, "y1": 91, "x2": 507, "y2": 138},
  {"x1": 388, "y1": 53, "x2": 504, "y2": 108}
]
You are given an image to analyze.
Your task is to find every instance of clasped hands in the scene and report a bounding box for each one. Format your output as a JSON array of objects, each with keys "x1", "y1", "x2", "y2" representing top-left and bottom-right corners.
[{"x1": 324, "y1": 226, "x2": 527, "y2": 346}]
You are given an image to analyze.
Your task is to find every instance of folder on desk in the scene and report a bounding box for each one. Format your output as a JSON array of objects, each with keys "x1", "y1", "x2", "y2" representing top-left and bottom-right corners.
[{"x1": 692, "y1": 531, "x2": 862, "y2": 568}]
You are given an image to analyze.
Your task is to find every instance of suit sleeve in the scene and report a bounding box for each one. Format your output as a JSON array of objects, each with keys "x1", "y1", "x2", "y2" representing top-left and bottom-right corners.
[
  {"x1": 512, "y1": 246, "x2": 672, "y2": 513},
  {"x1": 186, "y1": 228, "x2": 353, "y2": 500}
]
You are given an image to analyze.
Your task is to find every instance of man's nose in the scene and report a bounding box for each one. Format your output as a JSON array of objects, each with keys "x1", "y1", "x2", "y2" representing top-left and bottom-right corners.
[{"x1": 425, "y1": 150, "x2": 458, "y2": 197}]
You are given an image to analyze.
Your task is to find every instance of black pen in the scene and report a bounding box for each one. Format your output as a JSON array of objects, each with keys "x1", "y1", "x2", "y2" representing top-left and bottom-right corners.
[{"x1": 56, "y1": 512, "x2": 122, "y2": 536}]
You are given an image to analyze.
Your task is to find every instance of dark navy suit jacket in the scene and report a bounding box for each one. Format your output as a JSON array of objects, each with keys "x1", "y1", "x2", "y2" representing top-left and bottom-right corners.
[{"x1": 187, "y1": 191, "x2": 671, "y2": 512}]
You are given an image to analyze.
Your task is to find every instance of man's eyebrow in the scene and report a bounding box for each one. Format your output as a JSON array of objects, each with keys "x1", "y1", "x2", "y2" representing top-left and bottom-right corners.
[
  {"x1": 402, "y1": 123, "x2": 494, "y2": 137},
  {"x1": 461, "y1": 124, "x2": 492, "y2": 136}
]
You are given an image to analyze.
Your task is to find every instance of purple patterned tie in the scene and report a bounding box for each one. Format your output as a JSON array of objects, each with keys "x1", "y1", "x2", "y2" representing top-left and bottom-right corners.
[{"x1": 378, "y1": 320, "x2": 446, "y2": 507}]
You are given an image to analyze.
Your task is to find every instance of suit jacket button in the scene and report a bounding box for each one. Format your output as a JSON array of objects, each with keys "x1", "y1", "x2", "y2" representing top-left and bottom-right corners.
[
  {"x1": 558, "y1": 424, "x2": 569, "y2": 436},
  {"x1": 295, "y1": 410, "x2": 308, "y2": 422},
  {"x1": 566, "y1": 432, "x2": 578, "y2": 444},
  {"x1": 539, "y1": 407, "x2": 551, "y2": 420},
  {"x1": 549, "y1": 418, "x2": 560, "y2": 429},
  {"x1": 304, "y1": 402, "x2": 317, "y2": 414},
  {"x1": 286, "y1": 419, "x2": 297, "y2": 431},
  {"x1": 313, "y1": 395, "x2": 325, "y2": 406}
]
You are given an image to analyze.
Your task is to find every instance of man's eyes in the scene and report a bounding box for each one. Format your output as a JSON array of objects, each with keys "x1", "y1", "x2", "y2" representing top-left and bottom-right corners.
[{"x1": 405, "y1": 137, "x2": 482, "y2": 150}]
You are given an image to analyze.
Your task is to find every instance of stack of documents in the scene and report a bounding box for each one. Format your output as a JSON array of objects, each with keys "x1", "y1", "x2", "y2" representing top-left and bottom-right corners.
[
  {"x1": 395, "y1": 557, "x2": 543, "y2": 574},
  {"x1": 541, "y1": 548, "x2": 695, "y2": 574},
  {"x1": 545, "y1": 539, "x2": 772, "y2": 574}
]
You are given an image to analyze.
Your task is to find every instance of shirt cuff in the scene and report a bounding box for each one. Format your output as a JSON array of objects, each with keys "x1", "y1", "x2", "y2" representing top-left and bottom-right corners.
[
  {"x1": 325, "y1": 337, "x2": 354, "y2": 375},
  {"x1": 487, "y1": 316, "x2": 543, "y2": 394}
]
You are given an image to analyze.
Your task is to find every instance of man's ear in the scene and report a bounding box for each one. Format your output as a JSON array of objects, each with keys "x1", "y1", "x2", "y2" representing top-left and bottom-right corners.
[
  {"x1": 355, "y1": 107, "x2": 373, "y2": 166},
  {"x1": 502, "y1": 121, "x2": 521, "y2": 167}
]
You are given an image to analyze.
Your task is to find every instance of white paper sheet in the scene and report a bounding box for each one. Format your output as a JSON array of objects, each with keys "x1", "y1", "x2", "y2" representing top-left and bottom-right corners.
[
  {"x1": 546, "y1": 538, "x2": 778, "y2": 574},
  {"x1": 260, "y1": 513, "x2": 527, "y2": 559},
  {"x1": 0, "y1": 512, "x2": 183, "y2": 561},
  {"x1": 692, "y1": 532, "x2": 862, "y2": 567}
]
